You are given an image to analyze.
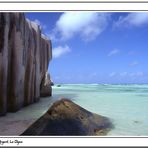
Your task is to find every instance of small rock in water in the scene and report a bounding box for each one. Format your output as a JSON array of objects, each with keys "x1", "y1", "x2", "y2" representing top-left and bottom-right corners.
[
  {"x1": 57, "y1": 84, "x2": 61, "y2": 87},
  {"x1": 50, "y1": 81, "x2": 54, "y2": 86},
  {"x1": 21, "y1": 98, "x2": 113, "y2": 136},
  {"x1": 133, "y1": 120, "x2": 141, "y2": 124}
]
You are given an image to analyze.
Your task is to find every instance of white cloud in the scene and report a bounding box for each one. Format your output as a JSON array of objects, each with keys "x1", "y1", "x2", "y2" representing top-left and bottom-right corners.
[
  {"x1": 136, "y1": 72, "x2": 144, "y2": 77},
  {"x1": 89, "y1": 72, "x2": 97, "y2": 78},
  {"x1": 129, "y1": 61, "x2": 139, "y2": 67},
  {"x1": 51, "y1": 12, "x2": 110, "y2": 41},
  {"x1": 92, "y1": 72, "x2": 97, "y2": 76},
  {"x1": 108, "y1": 49, "x2": 120, "y2": 57},
  {"x1": 52, "y1": 45, "x2": 71, "y2": 58},
  {"x1": 109, "y1": 71, "x2": 144, "y2": 78},
  {"x1": 109, "y1": 72, "x2": 116, "y2": 77},
  {"x1": 114, "y1": 12, "x2": 148, "y2": 28},
  {"x1": 120, "y1": 72, "x2": 128, "y2": 77},
  {"x1": 110, "y1": 71, "x2": 144, "y2": 79},
  {"x1": 130, "y1": 72, "x2": 144, "y2": 77}
]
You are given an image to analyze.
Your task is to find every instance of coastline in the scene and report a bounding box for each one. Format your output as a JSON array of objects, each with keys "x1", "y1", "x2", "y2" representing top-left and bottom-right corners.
[{"x1": 0, "y1": 84, "x2": 148, "y2": 136}]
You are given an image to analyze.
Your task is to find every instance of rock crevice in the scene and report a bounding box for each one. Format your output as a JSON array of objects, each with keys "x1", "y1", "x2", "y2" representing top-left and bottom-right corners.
[{"x1": 0, "y1": 13, "x2": 52, "y2": 116}]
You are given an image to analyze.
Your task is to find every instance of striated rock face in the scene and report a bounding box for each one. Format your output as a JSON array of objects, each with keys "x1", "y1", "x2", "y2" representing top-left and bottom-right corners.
[
  {"x1": 21, "y1": 98, "x2": 113, "y2": 136},
  {"x1": 0, "y1": 13, "x2": 52, "y2": 116},
  {"x1": 40, "y1": 72, "x2": 52, "y2": 97}
]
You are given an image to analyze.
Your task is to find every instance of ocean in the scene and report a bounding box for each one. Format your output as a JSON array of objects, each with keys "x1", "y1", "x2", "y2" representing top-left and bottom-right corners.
[{"x1": 52, "y1": 84, "x2": 148, "y2": 136}]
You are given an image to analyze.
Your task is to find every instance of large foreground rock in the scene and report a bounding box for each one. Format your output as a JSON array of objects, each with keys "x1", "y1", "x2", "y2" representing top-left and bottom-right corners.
[
  {"x1": 0, "y1": 13, "x2": 52, "y2": 115},
  {"x1": 21, "y1": 98, "x2": 113, "y2": 136}
]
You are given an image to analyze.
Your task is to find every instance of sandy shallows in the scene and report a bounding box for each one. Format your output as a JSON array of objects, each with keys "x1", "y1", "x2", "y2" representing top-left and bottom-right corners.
[{"x1": 0, "y1": 97, "x2": 55, "y2": 135}]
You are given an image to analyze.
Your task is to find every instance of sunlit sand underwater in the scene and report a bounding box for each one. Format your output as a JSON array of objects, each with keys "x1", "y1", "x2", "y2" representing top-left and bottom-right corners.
[{"x1": 52, "y1": 84, "x2": 148, "y2": 136}]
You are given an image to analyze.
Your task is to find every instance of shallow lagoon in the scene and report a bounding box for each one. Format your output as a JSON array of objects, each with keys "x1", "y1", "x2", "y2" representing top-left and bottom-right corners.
[{"x1": 52, "y1": 84, "x2": 148, "y2": 136}]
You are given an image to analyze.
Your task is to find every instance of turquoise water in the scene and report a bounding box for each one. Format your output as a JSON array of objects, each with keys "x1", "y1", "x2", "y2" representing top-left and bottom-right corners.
[{"x1": 52, "y1": 84, "x2": 148, "y2": 136}]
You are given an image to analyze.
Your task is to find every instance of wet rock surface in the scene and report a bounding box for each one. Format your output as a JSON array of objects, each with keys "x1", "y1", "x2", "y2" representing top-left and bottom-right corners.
[{"x1": 22, "y1": 98, "x2": 113, "y2": 136}]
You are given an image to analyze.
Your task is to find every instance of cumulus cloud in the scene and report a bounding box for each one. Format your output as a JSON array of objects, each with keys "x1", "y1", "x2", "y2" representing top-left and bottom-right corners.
[
  {"x1": 51, "y1": 12, "x2": 110, "y2": 41},
  {"x1": 110, "y1": 71, "x2": 144, "y2": 78},
  {"x1": 108, "y1": 49, "x2": 120, "y2": 57},
  {"x1": 52, "y1": 45, "x2": 71, "y2": 58},
  {"x1": 90, "y1": 72, "x2": 97, "y2": 78},
  {"x1": 120, "y1": 72, "x2": 128, "y2": 77},
  {"x1": 114, "y1": 12, "x2": 148, "y2": 28},
  {"x1": 109, "y1": 72, "x2": 116, "y2": 77},
  {"x1": 130, "y1": 72, "x2": 144, "y2": 77},
  {"x1": 129, "y1": 61, "x2": 139, "y2": 67},
  {"x1": 136, "y1": 72, "x2": 144, "y2": 77}
]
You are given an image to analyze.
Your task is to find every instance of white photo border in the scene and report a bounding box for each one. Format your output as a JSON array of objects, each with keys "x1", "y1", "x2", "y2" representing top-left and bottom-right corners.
[{"x1": 0, "y1": 1, "x2": 148, "y2": 147}]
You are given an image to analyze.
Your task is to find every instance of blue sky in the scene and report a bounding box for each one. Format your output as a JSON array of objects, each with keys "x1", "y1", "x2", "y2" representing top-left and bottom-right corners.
[{"x1": 26, "y1": 12, "x2": 148, "y2": 84}]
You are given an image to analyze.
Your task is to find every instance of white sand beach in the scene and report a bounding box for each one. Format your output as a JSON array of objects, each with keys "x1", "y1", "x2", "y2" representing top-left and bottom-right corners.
[{"x1": 0, "y1": 97, "x2": 54, "y2": 136}]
